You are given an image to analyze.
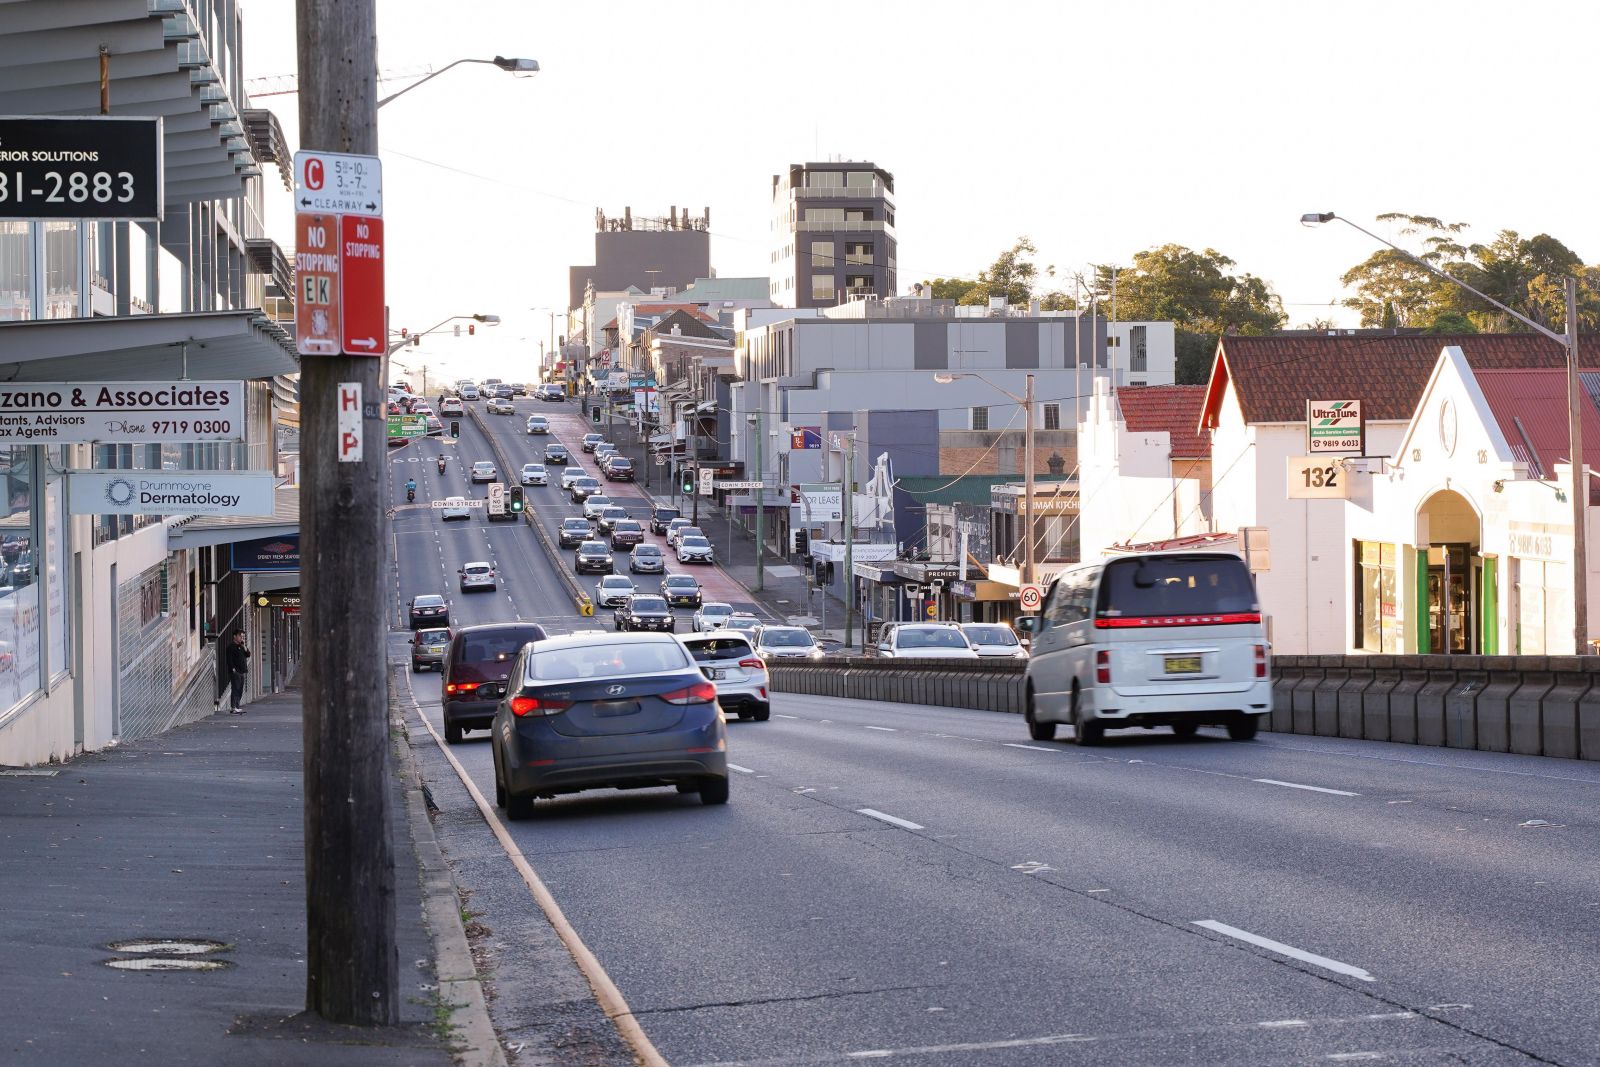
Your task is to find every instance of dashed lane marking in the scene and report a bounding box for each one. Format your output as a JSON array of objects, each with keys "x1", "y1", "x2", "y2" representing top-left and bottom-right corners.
[
  {"x1": 855, "y1": 808, "x2": 924, "y2": 831},
  {"x1": 1254, "y1": 778, "x2": 1360, "y2": 797},
  {"x1": 1192, "y1": 920, "x2": 1376, "y2": 982}
]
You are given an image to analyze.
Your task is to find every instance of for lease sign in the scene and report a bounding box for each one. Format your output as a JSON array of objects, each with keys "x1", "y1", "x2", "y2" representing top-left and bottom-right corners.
[{"x1": 0, "y1": 380, "x2": 243, "y2": 444}]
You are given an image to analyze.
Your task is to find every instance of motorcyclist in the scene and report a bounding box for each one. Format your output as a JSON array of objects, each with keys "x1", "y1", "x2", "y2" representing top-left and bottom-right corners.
[
  {"x1": 405, "y1": 477, "x2": 416, "y2": 501},
  {"x1": 437, "y1": 455, "x2": 447, "y2": 474}
]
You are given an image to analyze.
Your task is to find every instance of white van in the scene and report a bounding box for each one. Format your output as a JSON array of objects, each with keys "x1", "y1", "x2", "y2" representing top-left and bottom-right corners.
[{"x1": 1015, "y1": 551, "x2": 1270, "y2": 744}]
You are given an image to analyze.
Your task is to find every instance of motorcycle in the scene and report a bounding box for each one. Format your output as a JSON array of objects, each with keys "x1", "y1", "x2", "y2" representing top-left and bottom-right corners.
[
  {"x1": 406, "y1": 488, "x2": 416, "y2": 503},
  {"x1": 437, "y1": 457, "x2": 447, "y2": 474}
]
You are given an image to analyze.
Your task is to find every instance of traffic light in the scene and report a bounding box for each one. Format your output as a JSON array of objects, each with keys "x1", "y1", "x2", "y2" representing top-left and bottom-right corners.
[
  {"x1": 681, "y1": 468, "x2": 696, "y2": 495},
  {"x1": 449, "y1": 420, "x2": 460, "y2": 439},
  {"x1": 468, "y1": 323, "x2": 476, "y2": 336},
  {"x1": 508, "y1": 486, "x2": 524, "y2": 514},
  {"x1": 411, "y1": 334, "x2": 420, "y2": 347},
  {"x1": 792, "y1": 528, "x2": 809, "y2": 556}
]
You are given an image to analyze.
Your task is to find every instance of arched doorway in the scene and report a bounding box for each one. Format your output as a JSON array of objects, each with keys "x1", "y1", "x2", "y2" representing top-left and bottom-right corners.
[{"x1": 1417, "y1": 489, "x2": 1485, "y2": 654}]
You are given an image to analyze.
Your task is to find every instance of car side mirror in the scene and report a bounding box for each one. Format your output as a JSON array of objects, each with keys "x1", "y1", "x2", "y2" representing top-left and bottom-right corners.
[{"x1": 1015, "y1": 615, "x2": 1041, "y2": 634}]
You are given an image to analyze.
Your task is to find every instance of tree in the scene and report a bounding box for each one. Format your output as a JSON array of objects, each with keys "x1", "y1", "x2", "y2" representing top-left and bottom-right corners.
[
  {"x1": 1339, "y1": 213, "x2": 1468, "y2": 328},
  {"x1": 924, "y1": 277, "x2": 979, "y2": 302},
  {"x1": 962, "y1": 237, "x2": 1042, "y2": 307}
]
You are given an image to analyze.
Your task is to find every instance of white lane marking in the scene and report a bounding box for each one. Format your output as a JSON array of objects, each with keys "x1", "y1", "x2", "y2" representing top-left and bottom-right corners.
[
  {"x1": 1192, "y1": 920, "x2": 1376, "y2": 982},
  {"x1": 846, "y1": 1032, "x2": 1095, "y2": 1058},
  {"x1": 863, "y1": 725, "x2": 896, "y2": 732},
  {"x1": 726, "y1": 763, "x2": 754, "y2": 774},
  {"x1": 1258, "y1": 1019, "x2": 1309, "y2": 1028},
  {"x1": 856, "y1": 808, "x2": 924, "y2": 831},
  {"x1": 1326, "y1": 1054, "x2": 1383, "y2": 1062},
  {"x1": 774, "y1": 714, "x2": 798, "y2": 719},
  {"x1": 1003, "y1": 743, "x2": 1056, "y2": 752},
  {"x1": 1254, "y1": 778, "x2": 1360, "y2": 797},
  {"x1": 1363, "y1": 1011, "x2": 1416, "y2": 1020}
]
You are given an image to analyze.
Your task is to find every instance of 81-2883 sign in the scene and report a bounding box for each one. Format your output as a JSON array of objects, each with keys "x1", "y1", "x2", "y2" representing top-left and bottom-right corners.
[{"x1": 0, "y1": 116, "x2": 164, "y2": 221}]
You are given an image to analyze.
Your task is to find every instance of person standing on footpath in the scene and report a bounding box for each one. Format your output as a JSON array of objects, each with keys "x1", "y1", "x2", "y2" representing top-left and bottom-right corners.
[{"x1": 226, "y1": 630, "x2": 251, "y2": 714}]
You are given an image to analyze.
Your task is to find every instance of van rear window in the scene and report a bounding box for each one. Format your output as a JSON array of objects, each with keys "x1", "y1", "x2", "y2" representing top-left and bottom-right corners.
[{"x1": 1097, "y1": 556, "x2": 1257, "y2": 621}]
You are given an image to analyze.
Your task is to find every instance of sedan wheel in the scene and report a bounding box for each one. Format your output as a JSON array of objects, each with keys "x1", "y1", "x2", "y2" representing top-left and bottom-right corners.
[{"x1": 698, "y1": 777, "x2": 730, "y2": 805}]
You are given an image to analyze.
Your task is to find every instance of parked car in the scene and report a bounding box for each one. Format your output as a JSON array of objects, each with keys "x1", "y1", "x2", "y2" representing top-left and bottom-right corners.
[
  {"x1": 574, "y1": 541, "x2": 614, "y2": 575},
  {"x1": 487, "y1": 397, "x2": 515, "y2": 415},
  {"x1": 754, "y1": 626, "x2": 821, "y2": 660},
  {"x1": 594, "y1": 505, "x2": 629, "y2": 536},
  {"x1": 594, "y1": 574, "x2": 636, "y2": 608},
  {"x1": 649, "y1": 504, "x2": 680, "y2": 535},
  {"x1": 692, "y1": 602, "x2": 734, "y2": 632},
  {"x1": 408, "y1": 593, "x2": 450, "y2": 629},
  {"x1": 458, "y1": 561, "x2": 497, "y2": 593},
  {"x1": 410, "y1": 627, "x2": 451, "y2": 672},
  {"x1": 603, "y1": 457, "x2": 635, "y2": 482},
  {"x1": 629, "y1": 543, "x2": 665, "y2": 574},
  {"x1": 960, "y1": 623, "x2": 1028, "y2": 659},
  {"x1": 610, "y1": 519, "x2": 645, "y2": 549},
  {"x1": 490, "y1": 632, "x2": 728, "y2": 818},
  {"x1": 520, "y1": 463, "x2": 547, "y2": 486},
  {"x1": 544, "y1": 443, "x2": 570, "y2": 464},
  {"x1": 470, "y1": 460, "x2": 497, "y2": 483},
  {"x1": 679, "y1": 632, "x2": 770, "y2": 721},
  {"x1": 615, "y1": 593, "x2": 674, "y2": 632},
  {"x1": 676, "y1": 536, "x2": 714, "y2": 564},
  {"x1": 1015, "y1": 551, "x2": 1270, "y2": 745},
  {"x1": 558, "y1": 517, "x2": 594, "y2": 548},
  {"x1": 660, "y1": 574, "x2": 703, "y2": 609},
  {"x1": 442, "y1": 621, "x2": 547, "y2": 744},
  {"x1": 873, "y1": 623, "x2": 978, "y2": 660},
  {"x1": 581, "y1": 433, "x2": 604, "y2": 453},
  {"x1": 525, "y1": 415, "x2": 550, "y2": 434},
  {"x1": 438, "y1": 496, "x2": 471, "y2": 521}
]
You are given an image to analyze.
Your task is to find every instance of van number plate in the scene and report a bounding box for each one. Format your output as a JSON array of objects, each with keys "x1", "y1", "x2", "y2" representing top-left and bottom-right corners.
[{"x1": 1164, "y1": 656, "x2": 1202, "y2": 674}]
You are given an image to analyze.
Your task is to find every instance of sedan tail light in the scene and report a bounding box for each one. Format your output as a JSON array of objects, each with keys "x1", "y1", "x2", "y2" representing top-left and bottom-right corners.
[
  {"x1": 659, "y1": 680, "x2": 717, "y2": 705},
  {"x1": 510, "y1": 694, "x2": 572, "y2": 717},
  {"x1": 1095, "y1": 650, "x2": 1111, "y2": 685}
]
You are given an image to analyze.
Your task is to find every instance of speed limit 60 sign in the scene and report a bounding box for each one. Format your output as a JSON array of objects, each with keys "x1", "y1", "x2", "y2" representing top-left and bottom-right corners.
[{"x1": 1019, "y1": 583, "x2": 1045, "y2": 612}]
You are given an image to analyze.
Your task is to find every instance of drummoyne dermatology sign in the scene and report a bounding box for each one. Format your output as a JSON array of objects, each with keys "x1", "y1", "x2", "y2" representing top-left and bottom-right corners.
[{"x1": 66, "y1": 471, "x2": 275, "y2": 516}]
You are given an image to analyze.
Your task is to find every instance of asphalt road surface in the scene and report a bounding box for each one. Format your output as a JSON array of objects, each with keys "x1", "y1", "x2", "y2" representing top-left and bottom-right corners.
[{"x1": 390, "y1": 397, "x2": 1600, "y2": 1066}]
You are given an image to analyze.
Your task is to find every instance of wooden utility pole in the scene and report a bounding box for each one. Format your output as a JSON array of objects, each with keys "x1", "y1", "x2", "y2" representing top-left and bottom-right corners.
[{"x1": 296, "y1": 0, "x2": 398, "y2": 1025}]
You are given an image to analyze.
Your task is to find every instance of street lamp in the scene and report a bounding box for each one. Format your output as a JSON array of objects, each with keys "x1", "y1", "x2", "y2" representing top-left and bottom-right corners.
[
  {"x1": 935, "y1": 371, "x2": 1038, "y2": 589},
  {"x1": 377, "y1": 56, "x2": 538, "y2": 109},
  {"x1": 1302, "y1": 210, "x2": 1588, "y2": 653}
]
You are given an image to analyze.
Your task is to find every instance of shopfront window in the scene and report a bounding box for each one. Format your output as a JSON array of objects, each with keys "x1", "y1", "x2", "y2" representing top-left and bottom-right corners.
[
  {"x1": 45, "y1": 457, "x2": 68, "y2": 679},
  {"x1": 1354, "y1": 541, "x2": 1400, "y2": 652},
  {"x1": 43, "y1": 220, "x2": 79, "y2": 319},
  {"x1": 0, "y1": 445, "x2": 42, "y2": 712},
  {"x1": 0, "y1": 221, "x2": 33, "y2": 321}
]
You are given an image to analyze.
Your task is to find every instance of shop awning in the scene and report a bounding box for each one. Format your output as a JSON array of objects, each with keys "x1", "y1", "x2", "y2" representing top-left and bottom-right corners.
[
  {"x1": 167, "y1": 486, "x2": 297, "y2": 550},
  {"x1": 0, "y1": 310, "x2": 297, "y2": 382}
]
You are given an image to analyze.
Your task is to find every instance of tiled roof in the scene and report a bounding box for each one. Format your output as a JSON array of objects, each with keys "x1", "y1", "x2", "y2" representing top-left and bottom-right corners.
[
  {"x1": 1475, "y1": 369, "x2": 1600, "y2": 489},
  {"x1": 1201, "y1": 333, "x2": 1600, "y2": 429},
  {"x1": 633, "y1": 303, "x2": 716, "y2": 323},
  {"x1": 1114, "y1": 385, "x2": 1210, "y2": 458}
]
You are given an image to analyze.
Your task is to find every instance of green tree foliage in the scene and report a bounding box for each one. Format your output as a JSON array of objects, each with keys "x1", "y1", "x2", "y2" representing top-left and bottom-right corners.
[
  {"x1": 961, "y1": 237, "x2": 1042, "y2": 306},
  {"x1": 924, "y1": 277, "x2": 979, "y2": 302}
]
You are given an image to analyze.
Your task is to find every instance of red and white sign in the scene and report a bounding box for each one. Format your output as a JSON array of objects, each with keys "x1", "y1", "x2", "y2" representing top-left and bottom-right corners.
[
  {"x1": 339, "y1": 214, "x2": 384, "y2": 356},
  {"x1": 1019, "y1": 583, "x2": 1044, "y2": 612},
  {"x1": 295, "y1": 213, "x2": 340, "y2": 356},
  {"x1": 337, "y1": 381, "x2": 362, "y2": 462}
]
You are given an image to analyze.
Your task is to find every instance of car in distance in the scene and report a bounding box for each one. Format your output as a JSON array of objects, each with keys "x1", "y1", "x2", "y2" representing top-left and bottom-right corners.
[
  {"x1": 525, "y1": 415, "x2": 550, "y2": 434},
  {"x1": 595, "y1": 505, "x2": 629, "y2": 536},
  {"x1": 676, "y1": 535, "x2": 714, "y2": 565},
  {"x1": 560, "y1": 466, "x2": 588, "y2": 490},
  {"x1": 443, "y1": 621, "x2": 547, "y2": 744},
  {"x1": 520, "y1": 462, "x2": 547, "y2": 486},
  {"x1": 669, "y1": 524, "x2": 705, "y2": 549},
  {"x1": 535, "y1": 383, "x2": 566, "y2": 402},
  {"x1": 693, "y1": 602, "x2": 734, "y2": 632},
  {"x1": 510, "y1": 382, "x2": 528, "y2": 397},
  {"x1": 723, "y1": 613, "x2": 762, "y2": 640},
  {"x1": 872, "y1": 623, "x2": 979, "y2": 660},
  {"x1": 438, "y1": 496, "x2": 471, "y2": 521},
  {"x1": 615, "y1": 593, "x2": 674, "y2": 632},
  {"x1": 581, "y1": 494, "x2": 613, "y2": 521},
  {"x1": 663, "y1": 518, "x2": 693, "y2": 544},
  {"x1": 610, "y1": 519, "x2": 645, "y2": 549},
  {"x1": 603, "y1": 457, "x2": 635, "y2": 482},
  {"x1": 459, "y1": 384, "x2": 481, "y2": 401},
  {"x1": 660, "y1": 573, "x2": 703, "y2": 609},
  {"x1": 629, "y1": 543, "x2": 665, "y2": 574},
  {"x1": 490, "y1": 632, "x2": 729, "y2": 818},
  {"x1": 594, "y1": 574, "x2": 636, "y2": 608},
  {"x1": 574, "y1": 540, "x2": 614, "y2": 575},
  {"x1": 458, "y1": 561, "x2": 497, "y2": 593},
  {"x1": 410, "y1": 627, "x2": 452, "y2": 672},
  {"x1": 754, "y1": 625, "x2": 821, "y2": 660},
  {"x1": 960, "y1": 622, "x2": 1028, "y2": 659},
  {"x1": 424, "y1": 416, "x2": 445, "y2": 437},
  {"x1": 439, "y1": 397, "x2": 465, "y2": 417},
  {"x1": 470, "y1": 461, "x2": 497, "y2": 483},
  {"x1": 487, "y1": 396, "x2": 515, "y2": 415},
  {"x1": 544, "y1": 442, "x2": 570, "y2": 464},
  {"x1": 558, "y1": 517, "x2": 594, "y2": 548},
  {"x1": 649, "y1": 504, "x2": 680, "y2": 535},
  {"x1": 570, "y1": 478, "x2": 602, "y2": 503},
  {"x1": 581, "y1": 432, "x2": 604, "y2": 453},
  {"x1": 409, "y1": 593, "x2": 450, "y2": 629},
  {"x1": 679, "y1": 632, "x2": 770, "y2": 721}
]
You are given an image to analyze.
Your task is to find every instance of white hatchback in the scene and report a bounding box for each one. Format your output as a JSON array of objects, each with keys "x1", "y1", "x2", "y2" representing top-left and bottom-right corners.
[
  {"x1": 520, "y1": 463, "x2": 547, "y2": 486},
  {"x1": 679, "y1": 632, "x2": 770, "y2": 721},
  {"x1": 458, "y1": 561, "x2": 496, "y2": 593}
]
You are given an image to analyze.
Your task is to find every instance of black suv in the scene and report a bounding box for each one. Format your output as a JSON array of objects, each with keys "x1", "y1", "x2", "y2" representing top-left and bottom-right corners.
[
  {"x1": 649, "y1": 503, "x2": 680, "y2": 535},
  {"x1": 544, "y1": 443, "x2": 569, "y2": 464},
  {"x1": 557, "y1": 517, "x2": 592, "y2": 548},
  {"x1": 614, "y1": 594, "x2": 674, "y2": 633},
  {"x1": 575, "y1": 540, "x2": 613, "y2": 575},
  {"x1": 441, "y1": 622, "x2": 547, "y2": 744}
]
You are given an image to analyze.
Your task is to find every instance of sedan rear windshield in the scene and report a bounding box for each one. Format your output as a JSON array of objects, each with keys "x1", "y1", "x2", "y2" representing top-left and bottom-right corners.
[
  {"x1": 1098, "y1": 555, "x2": 1258, "y2": 618},
  {"x1": 414, "y1": 595, "x2": 444, "y2": 607},
  {"x1": 685, "y1": 637, "x2": 754, "y2": 661},
  {"x1": 527, "y1": 640, "x2": 690, "y2": 681},
  {"x1": 897, "y1": 628, "x2": 968, "y2": 649}
]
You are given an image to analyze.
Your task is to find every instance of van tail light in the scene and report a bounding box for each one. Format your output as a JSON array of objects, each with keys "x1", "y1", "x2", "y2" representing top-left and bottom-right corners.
[
  {"x1": 444, "y1": 681, "x2": 479, "y2": 695},
  {"x1": 1094, "y1": 612, "x2": 1262, "y2": 629},
  {"x1": 510, "y1": 695, "x2": 572, "y2": 717},
  {"x1": 660, "y1": 680, "x2": 717, "y2": 705},
  {"x1": 1096, "y1": 650, "x2": 1111, "y2": 685},
  {"x1": 1254, "y1": 644, "x2": 1268, "y2": 679},
  {"x1": 738, "y1": 659, "x2": 765, "y2": 670}
]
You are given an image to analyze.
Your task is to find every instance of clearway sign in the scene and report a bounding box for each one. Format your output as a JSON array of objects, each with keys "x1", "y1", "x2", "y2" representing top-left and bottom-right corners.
[
  {"x1": 294, "y1": 150, "x2": 382, "y2": 215},
  {"x1": 0, "y1": 380, "x2": 242, "y2": 444},
  {"x1": 293, "y1": 150, "x2": 384, "y2": 358},
  {"x1": 67, "y1": 470, "x2": 275, "y2": 517}
]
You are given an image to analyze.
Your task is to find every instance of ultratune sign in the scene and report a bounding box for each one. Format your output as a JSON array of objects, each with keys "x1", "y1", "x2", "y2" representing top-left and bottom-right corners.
[
  {"x1": 0, "y1": 380, "x2": 243, "y2": 444},
  {"x1": 1306, "y1": 399, "x2": 1363, "y2": 454},
  {"x1": 67, "y1": 471, "x2": 275, "y2": 517}
]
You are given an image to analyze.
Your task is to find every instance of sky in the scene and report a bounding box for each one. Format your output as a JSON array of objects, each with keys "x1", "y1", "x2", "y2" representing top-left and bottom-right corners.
[{"x1": 241, "y1": 0, "x2": 1600, "y2": 383}]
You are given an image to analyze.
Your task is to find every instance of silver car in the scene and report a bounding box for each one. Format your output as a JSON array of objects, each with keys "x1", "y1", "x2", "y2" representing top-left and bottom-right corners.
[
  {"x1": 520, "y1": 463, "x2": 547, "y2": 486},
  {"x1": 680, "y1": 632, "x2": 770, "y2": 721},
  {"x1": 693, "y1": 603, "x2": 734, "y2": 632},
  {"x1": 754, "y1": 626, "x2": 820, "y2": 660},
  {"x1": 458, "y1": 561, "x2": 497, "y2": 593},
  {"x1": 960, "y1": 622, "x2": 1028, "y2": 658},
  {"x1": 594, "y1": 574, "x2": 636, "y2": 608},
  {"x1": 629, "y1": 544, "x2": 665, "y2": 574},
  {"x1": 470, "y1": 460, "x2": 497, "y2": 483},
  {"x1": 676, "y1": 535, "x2": 715, "y2": 564}
]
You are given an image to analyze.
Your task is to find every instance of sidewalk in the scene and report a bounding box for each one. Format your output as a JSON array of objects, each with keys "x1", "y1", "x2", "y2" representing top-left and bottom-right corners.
[{"x1": 0, "y1": 688, "x2": 476, "y2": 1066}]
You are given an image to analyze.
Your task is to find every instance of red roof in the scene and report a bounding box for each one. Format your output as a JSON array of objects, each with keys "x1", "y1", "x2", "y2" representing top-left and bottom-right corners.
[
  {"x1": 1474, "y1": 369, "x2": 1600, "y2": 492},
  {"x1": 1114, "y1": 385, "x2": 1210, "y2": 458},
  {"x1": 633, "y1": 303, "x2": 715, "y2": 323}
]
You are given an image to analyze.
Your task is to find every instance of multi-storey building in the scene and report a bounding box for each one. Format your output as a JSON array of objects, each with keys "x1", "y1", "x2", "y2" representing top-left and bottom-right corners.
[{"x1": 770, "y1": 162, "x2": 896, "y2": 308}]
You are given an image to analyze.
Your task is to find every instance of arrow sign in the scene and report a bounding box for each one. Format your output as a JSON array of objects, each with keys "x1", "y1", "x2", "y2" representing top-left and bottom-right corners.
[
  {"x1": 339, "y1": 213, "x2": 384, "y2": 358},
  {"x1": 348, "y1": 337, "x2": 378, "y2": 350}
]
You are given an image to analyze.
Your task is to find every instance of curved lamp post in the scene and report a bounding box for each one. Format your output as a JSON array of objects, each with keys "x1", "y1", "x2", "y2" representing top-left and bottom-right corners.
[{"x1": 377, "y1": 56, "x2": 538, "y2": 109}]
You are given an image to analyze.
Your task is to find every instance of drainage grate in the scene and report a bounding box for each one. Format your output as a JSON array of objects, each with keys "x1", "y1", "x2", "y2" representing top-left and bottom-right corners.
[
  {"x1": 103, "y1": 957, "x2": 230, "y2": 972},
  {"x1": 107, "y1": 938, "x2": 229, "y2": 955},
  {"x1": 102, "y1": 936, "x2": 232, "y2": 973}
]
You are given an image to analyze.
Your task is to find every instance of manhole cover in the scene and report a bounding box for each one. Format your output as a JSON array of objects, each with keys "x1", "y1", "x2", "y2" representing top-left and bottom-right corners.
[
  {"x1": 103, "y1": 957, "x2": 230, "y2": 972},
  {"x1": 107, "y1": 937, "x2": 229, "y2": 955}
]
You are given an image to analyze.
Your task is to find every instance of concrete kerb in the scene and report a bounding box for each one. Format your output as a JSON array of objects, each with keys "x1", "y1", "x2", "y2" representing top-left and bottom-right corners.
[
  {"x1": 1508, "y1": 656, "x2": 1556, "y2": 756},
  {"x1": 388, "y1": 668, "x2": 507, "y2": 1067}
]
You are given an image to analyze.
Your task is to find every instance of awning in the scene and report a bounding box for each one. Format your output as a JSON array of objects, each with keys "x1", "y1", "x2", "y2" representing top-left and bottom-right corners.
[
  {"x1": 0, "y1": 309, "x2": 297, "y2": 382},
  {"x1": 167, "y1": 486, "x2": 297, "y2": 550},
  {"x1": 0, "y1": 0, "x2": 271, "y2": 209}
]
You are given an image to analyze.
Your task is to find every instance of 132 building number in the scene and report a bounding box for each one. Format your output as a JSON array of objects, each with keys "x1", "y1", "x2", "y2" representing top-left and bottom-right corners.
[{"x1": 1302, "y1": 465, "x2": 1339, "y2": 489}]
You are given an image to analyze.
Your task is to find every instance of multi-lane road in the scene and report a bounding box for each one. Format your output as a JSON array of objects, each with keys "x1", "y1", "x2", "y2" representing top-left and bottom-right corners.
[{"x1": 390, "y1": 396, "x2": 1600, "y2": 1066}]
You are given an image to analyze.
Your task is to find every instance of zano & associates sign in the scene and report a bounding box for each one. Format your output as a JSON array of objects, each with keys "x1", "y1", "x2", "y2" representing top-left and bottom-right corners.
[{"x1": 0, "y1": 380, "x2": 242, "y2": 444}]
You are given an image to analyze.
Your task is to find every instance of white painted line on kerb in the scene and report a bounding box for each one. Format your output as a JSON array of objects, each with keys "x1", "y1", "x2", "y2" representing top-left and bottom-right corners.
[
  {"x1": 856, "y1": 808, "x2": 924, "y2": 831},
  {"x1": 863, "y1": 725, "x2": 896, "y2": 732},
  {"x1": 1254, "y1": 778, "x2": 1361, "y2": 797},
  {"x1": 1004, "y1": 743, "x2": 1056, "y2": 752},
  {"x1": 1192, "y1": 920, "x2": 1376, "y2": 982},
  {"x1": 726, "y1": 763, "x2": 754, "y2": 774}
]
